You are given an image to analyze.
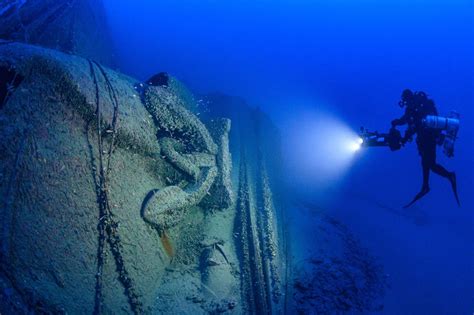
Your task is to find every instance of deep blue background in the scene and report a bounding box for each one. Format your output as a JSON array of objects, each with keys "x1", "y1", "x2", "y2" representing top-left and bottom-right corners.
[{"x1": 103, "y1": 0, "x2": 473, "y2": 313}]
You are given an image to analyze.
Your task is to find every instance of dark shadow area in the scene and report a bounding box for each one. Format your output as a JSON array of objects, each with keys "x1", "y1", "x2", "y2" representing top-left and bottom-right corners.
[
  {"x1": 0, "y1": 65, "x2": 24, "y2": 109},
  {"x1": 291, "y1": 213, "x2": 388, "y2": 314}
]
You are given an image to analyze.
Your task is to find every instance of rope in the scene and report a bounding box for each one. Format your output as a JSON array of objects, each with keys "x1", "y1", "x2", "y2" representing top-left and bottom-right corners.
[
  {"x1": 89, "y1": 59, "x2": 106, "y2": 315},
  {"x1": 88, "y1": 60, "x2": 142, "y2": 314},
  {"x1": 92, "y1": 61, "x2": 119, "y2": 176}
]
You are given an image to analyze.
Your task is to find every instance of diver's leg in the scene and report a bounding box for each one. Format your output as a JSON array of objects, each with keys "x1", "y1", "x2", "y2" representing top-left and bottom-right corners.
[
  {"x1": 431, "y1": 163, "x2": 450, "y2": 178},
  {"x1": 422, "y1": 157, "x2": 431, "y2": 189},
  {"x1": 448, "y1": 172, "x2": 460, "y2": 207},
  {"x1": 432, "y1": 165, "x2": 460, "y2": 207},
  {"x1": 430, "y1": 152, "x2": 460, "y2": 206},
  {"x1": 430, "y1": 144, "x2": 450, "y2": 178},
  {"x1": 404, "y1": 156, "x2": 431, "y2": 208}
]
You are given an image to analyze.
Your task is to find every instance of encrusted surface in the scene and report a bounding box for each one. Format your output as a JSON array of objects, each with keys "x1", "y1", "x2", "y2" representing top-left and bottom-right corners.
[
  {"x1": 0, "y1": 42, "x2": 286, "y2": 314},
  {"x1": 0, "y1": 0, "x2": 115, "y2": 65}
]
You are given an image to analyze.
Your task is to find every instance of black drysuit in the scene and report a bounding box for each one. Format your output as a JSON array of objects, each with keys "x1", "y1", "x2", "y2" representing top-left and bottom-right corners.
[{"x1": 392, "y1": 93, "x2": 457, "y2": 207}]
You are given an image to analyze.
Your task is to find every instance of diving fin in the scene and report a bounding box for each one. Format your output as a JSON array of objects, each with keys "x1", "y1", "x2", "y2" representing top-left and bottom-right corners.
[
  {"x1": 403, "y1": 186, "x2": 430, "y2": 208},
  {"x1": 449, "y1": 172, "x2": 461, "y2": 207}
]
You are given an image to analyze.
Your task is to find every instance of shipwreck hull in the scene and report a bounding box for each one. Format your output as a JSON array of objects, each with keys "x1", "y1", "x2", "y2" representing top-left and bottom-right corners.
[
  {"x1": 0, "y1": 0, "x2": 115, "y2": 66},
  {"x1": 0, "y1": 42, "x2": 175, "y2": 313},
  {"x1": 0, "y1": 41, "x2": 286, "y2": 314}
]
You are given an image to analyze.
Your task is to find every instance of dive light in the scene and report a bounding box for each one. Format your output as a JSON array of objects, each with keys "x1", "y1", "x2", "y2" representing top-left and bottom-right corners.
[
  {"x1": 359, "y1": 127, "x2": 402, "y2": 151},
  {"x1": 359, "y1": 111, "x2": 460, "y2": 157}
]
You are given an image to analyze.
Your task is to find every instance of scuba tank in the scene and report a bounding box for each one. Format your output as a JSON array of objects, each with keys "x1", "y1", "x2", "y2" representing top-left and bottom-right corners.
[{"x1": 422, "y1": 111, "x2": 460, "y2": 157}]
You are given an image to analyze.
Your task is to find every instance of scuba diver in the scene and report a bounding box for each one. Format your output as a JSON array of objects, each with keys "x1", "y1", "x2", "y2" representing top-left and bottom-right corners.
[{"x1": 391, "y1": 89, "x2": 460, "y2": 208}]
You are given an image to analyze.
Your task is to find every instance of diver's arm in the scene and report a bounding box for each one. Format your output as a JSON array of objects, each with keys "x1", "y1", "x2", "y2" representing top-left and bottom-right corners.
[
  {"x1": 402, "y1": 126, "x2": 415, "y2": 144},
  {"x1": 391, "y1": 113, "x2": 408, "y2": 127},
  {"x1": 391, "y1": 117, "x2": 406, "y2": 127}
]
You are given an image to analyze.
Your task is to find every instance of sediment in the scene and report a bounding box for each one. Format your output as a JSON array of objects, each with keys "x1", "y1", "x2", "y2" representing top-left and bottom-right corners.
[{"x1": 0, "y1": 42, "x2": 287, "y2": 314}]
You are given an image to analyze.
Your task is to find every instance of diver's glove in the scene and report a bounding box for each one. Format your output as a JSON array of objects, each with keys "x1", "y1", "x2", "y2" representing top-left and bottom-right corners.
[
  {"x1": 401, "y1": 135, "x2": 412, "y2": 145},
  {"x1": 391, "y1": 119, "x2": 400, "y2": 127}
]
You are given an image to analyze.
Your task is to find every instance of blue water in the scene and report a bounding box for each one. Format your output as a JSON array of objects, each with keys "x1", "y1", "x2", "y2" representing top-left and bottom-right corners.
[{"x1": 104, "y1": 0, "x2": 474, "y2": 313}]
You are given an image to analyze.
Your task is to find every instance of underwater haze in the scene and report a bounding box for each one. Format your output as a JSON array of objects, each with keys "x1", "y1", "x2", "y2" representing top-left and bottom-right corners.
[
  {"x1": 105, "y1": 0, "x2": 473, "y2": 190},
  {"x1": 0, "y1": 0, "x2": 473, "y2": 313},
  {"x1": 104, "y1": 0, "x2": 474, "y2": 313},
  {"x1": 104, "y1": 0, "x2": 473, "y2": 118}
]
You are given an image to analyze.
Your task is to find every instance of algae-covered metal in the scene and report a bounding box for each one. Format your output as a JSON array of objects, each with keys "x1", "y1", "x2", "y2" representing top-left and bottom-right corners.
[{"x1": 0, "y1": 41, "x2": 287, "y2": 314}]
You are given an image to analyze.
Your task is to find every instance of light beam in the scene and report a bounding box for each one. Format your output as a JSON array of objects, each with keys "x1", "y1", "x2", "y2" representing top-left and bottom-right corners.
[{"x1": 283, "y1": 108, "x2": 361, "y2": 188}]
